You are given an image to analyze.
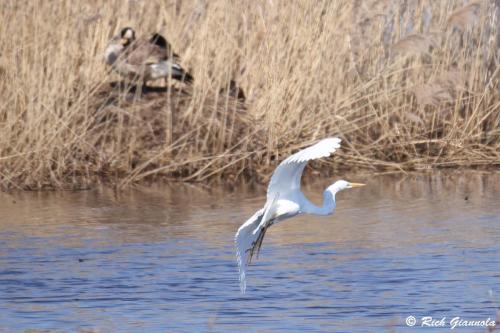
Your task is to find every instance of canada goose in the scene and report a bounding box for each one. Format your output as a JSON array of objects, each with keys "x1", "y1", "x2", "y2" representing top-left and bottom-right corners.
[{"x1": 104, "y1": 27, "x2": 193, "y2": 86}]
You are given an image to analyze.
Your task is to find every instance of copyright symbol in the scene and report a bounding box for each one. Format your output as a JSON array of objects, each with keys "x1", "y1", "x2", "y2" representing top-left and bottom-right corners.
[{"x1": 406, "y1": 316, "x2": 416, "y2": 326}]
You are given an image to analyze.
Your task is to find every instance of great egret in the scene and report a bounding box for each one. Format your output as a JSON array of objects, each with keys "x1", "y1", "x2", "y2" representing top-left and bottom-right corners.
[{"x1": 235, "y1": 137, "x2": 365, "y2": 293}]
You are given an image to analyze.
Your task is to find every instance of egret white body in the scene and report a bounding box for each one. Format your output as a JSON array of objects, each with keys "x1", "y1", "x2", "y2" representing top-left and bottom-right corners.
[{"x1": 235, "y1": 138, "x2": 365, "y2": 293}]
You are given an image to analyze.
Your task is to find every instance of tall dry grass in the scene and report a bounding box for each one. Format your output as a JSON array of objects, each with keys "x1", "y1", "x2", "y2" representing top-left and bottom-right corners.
[{"x1": 0, "y1": 0, "x2": 498, "y2": 190}]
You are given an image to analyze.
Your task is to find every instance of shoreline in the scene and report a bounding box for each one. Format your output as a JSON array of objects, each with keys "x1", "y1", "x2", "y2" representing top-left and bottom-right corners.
[{"x1": 3, "y1": 166, "x2": 499, "y2": 192}]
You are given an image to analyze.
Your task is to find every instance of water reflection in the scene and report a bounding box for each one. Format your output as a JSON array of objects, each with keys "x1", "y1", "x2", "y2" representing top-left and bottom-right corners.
[{"x1": 0, "y1": 171, "x2": 498, "y2": 332}]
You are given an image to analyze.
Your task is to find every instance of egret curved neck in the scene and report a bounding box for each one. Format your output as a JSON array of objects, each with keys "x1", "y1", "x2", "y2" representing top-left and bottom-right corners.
[{"x1": 302, "y1": 190, "x2": 336, "y2": 216}]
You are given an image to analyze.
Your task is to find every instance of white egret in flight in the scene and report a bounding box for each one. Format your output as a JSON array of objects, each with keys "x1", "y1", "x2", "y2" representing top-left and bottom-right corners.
[{"x1": 235, "y1": 138, "x2": 365, "y2": 293}]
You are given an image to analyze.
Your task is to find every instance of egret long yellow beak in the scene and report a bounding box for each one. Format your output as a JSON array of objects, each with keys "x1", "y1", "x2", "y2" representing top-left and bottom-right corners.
[{"x1": 349, "y1": 182, "x2": 366, "y2": 188}]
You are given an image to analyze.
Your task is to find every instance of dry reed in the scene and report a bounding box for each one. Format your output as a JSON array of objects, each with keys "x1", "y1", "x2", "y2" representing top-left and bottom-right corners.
[{"x1": 0, "y1": 0, "x2": 498, "y2": 190}]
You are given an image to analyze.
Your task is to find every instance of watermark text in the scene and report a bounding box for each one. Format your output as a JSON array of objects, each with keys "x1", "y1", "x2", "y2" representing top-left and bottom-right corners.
[{"x1": 405, "y1": 316, "x2": 496, "y2": 330}]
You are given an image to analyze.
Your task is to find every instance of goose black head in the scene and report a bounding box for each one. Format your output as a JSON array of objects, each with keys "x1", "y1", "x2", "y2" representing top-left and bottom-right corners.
[
  {"x1": 119, "y1": 27, "x2": 135, "y2": 46},
  {"x1": 150, "y1": 33, "x2": 168, "y2": 49}
]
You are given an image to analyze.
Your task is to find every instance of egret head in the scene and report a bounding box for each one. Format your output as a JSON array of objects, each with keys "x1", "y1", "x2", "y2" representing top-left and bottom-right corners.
[
  {"x1": 327, "y1": 180, "x2": 366, "y2": 194},
  {"x1": 120, "y1": 27, "x2": 135, "y2": 47}
]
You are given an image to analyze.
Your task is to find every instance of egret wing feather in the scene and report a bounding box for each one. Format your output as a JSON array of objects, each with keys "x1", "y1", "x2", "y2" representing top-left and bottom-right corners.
[
  {"x1": 235, "y1": 208, "x2": 264, "y2": 293},
  {"x1": 267, "y1": 138, "x2": 341, "y2": 201}
]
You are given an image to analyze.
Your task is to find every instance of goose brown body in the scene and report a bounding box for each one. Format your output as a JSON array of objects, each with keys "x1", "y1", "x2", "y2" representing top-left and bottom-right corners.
[{"x1": 104, "y1": 27, "x2": 193, "y2": 84}]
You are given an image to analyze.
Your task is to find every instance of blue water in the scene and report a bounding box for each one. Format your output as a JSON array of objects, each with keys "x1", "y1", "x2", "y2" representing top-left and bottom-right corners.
[{"x1": 0, "y1": 172, "x2": 498, "y2": 332}]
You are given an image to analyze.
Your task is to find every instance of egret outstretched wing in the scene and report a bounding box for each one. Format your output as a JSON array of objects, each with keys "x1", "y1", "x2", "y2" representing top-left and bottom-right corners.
[
  {"x1": 267, "y1": 137, "x2": 342, "y2": 201},
  {"x1": 235, "y1": 208, "x2": 264, "y2": 293}
]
